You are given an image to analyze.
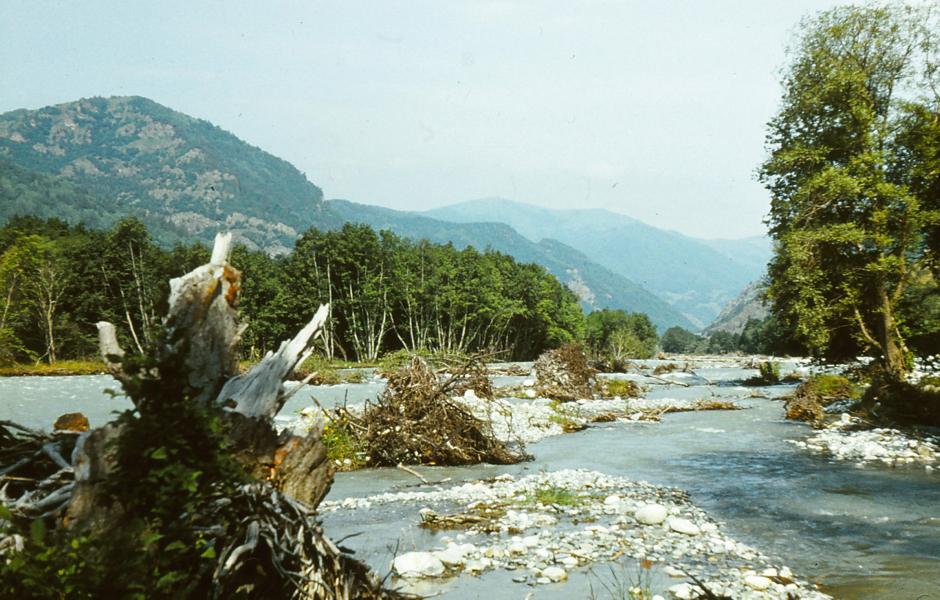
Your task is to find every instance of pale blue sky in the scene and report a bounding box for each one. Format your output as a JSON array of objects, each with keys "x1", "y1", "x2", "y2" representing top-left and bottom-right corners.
[{"x1": 1, "y1": 0, "x2": 848, "y2": 238}]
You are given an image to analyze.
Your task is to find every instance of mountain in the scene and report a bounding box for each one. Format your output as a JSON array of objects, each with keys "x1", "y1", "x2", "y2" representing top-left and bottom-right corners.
[
  {"x1": 0, "y1": 96, "x2": 331, "y2": 254},
  {"x1": 0, "y1": 96, "x2": 693, "y2": 330},
  {"x1": 700, "y1": 236, "x2": 773, "y2": 275},
  {"x1": 426, "y1": 198, "x2": 770, "y2": 326},
  {"x1": 326, "y1": 199, "x2": 695, "y2": 330},
  {"x1": 703, "y1": 279, "x2": 770, "y2": 335}
]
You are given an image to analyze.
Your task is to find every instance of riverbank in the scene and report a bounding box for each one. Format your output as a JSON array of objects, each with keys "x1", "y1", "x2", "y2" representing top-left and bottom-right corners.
[
  {"x1": 4, "y1": 358, "x2": 940, "y2": 597},
  {"x1": 0, "y1": 359, "x2": 107, "y2": 377},
  {"x1": 321, "y1": 469, "x2": 831, "y2": 599}
]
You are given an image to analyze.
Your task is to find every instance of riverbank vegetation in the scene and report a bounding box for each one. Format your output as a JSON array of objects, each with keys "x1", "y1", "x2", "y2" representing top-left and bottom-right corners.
[{"x1": 761, "y1": 3, "x2": 940, "y2": 422}]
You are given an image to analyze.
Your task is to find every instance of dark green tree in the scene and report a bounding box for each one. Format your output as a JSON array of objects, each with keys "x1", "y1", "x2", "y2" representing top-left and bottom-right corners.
[{"x1": 660, "y1": 326, "x2": 704, "y2": 354}]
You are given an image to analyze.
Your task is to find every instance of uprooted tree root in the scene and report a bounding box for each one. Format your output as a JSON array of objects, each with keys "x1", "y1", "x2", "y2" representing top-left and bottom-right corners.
[{"x1": 330, "y1": 356, "x2": 529, "y2": 467}]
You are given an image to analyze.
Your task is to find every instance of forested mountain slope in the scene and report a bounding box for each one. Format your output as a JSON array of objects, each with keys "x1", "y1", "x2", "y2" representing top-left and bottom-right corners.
[{"x1": 0, "y1": 96, "x2": 332, "y2": 253}]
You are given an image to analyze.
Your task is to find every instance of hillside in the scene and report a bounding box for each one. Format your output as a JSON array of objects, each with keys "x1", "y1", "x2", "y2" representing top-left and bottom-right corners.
[
  {"x1": 324, "y1": 199, "x2": 695, "y2": 330},
  {"x1": 703, "y1": 279, "x2": 770, "y2": 334},
  {"x1": 0, "y1": 96, "x2": 330, "y2": 253},
  {"x1": 426, "y1": 198, "x2": 771, "y2": 326},
  {"x1": 0, "y1": 96, "x2": 695, "y2": 330}
]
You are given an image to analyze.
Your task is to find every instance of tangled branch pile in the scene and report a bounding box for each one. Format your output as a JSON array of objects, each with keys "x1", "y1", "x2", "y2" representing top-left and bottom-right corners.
[
  {"x1": 0, "y1": 421, "x2": 77, "y2": 525},
  {"x1": 332, "y1": 356, "x2": 528, "y2": 467},
  {"x1": 534, "y1": 343, "x2": 595, "y2": 401}
]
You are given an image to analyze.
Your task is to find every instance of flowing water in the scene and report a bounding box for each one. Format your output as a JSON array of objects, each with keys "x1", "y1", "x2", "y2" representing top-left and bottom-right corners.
[{"x1": 1, "y1": 361, "x2": 938, "y2": 598}]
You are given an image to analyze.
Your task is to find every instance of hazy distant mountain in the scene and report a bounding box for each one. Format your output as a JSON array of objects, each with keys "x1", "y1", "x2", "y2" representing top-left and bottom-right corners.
[
  {"x1": 0, "y1": 96, "x2": 331, "y2": 253},
  {"x1": 700, "y1": 236, "x2": 773, "y2": 275},
  {"x1": 426, "y1": 198, "x2": 771, "y2": 326},
  {"x1": 326, "y1": 199, "x2": 695, "y2": 330},
  {"x1": 703, "y1": 279, "x2": 770, "y2": 335},
  {"x1": 0, "y1": 96, "x2": 695, "y2": 330}
]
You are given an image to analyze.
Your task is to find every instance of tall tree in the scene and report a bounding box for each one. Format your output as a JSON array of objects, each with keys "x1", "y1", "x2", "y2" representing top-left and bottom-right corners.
[{"x1": 761, "y1": 3, "x2": 940, "y2": 382}]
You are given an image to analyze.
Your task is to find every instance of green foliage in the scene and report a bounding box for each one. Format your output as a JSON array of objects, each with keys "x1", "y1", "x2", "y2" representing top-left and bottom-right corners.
[
  {"x1": 660, "y1": 326, "x2": 705, "y2": 354},
  {"x1": 285, "y1": 224, "x2": 584, "y2": 361},
  {"x1": 706, "y1": 330, "x2": 737, "y2": 355},
  {"x1": 736, "y1": 316, "x2": 803, "y2": 356},
  {"x1": 0, "y1": 328, "x2": 248, "y2": 598},
  {"x1": 744, "y1": 361, "x2": 781, "y2": 386},
  {"x1": 758, "y1": 361, "x2": 781, "y2": 384},
  {"x1": 595, "y1": 378, "x2": 642, "y2": 398},
  {"x1": 585, "y1": 309, "x2": 658, "y2": 360},
  {"x1": 322, "y1": 422, "x2": 366, "y2": 470},
  {"x1": 524, "y1": 484, "x2": 581, "y2": 507},
  {"x1": 0, "y1": 218, "x2": 585, "y2": 367},
  {"x1": 800, "y1": 374, "x2": 861, "y2": 402},
  {"x1": 760, "y1": 4, "x2": 940, "y2": 379}
]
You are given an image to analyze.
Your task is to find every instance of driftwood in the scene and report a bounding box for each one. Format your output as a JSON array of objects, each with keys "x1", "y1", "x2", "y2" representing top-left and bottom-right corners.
[
  {"x1": 534, "y1": 343, "x2": 595, "y2": 401},
  {"x1": 331, "y1": 356, "x2": 528, "y2": 467},
  {"x1": 1, "y1": 232, "x2": 406, "y2": 598}
]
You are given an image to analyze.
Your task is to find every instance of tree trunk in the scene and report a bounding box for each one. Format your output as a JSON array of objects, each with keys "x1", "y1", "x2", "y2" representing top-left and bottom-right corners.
[
  {"x1": 878, "y1": 287, "x2": 907, "y2": 383},
  {"x1": 82, "y1": 233, "x2": 335, "y2": 515}
]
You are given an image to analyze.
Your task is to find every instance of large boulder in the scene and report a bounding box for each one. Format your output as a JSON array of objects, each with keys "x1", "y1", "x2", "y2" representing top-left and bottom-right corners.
[{"x1": 393, "y1": 552, "x2": 445, "y2": 578}]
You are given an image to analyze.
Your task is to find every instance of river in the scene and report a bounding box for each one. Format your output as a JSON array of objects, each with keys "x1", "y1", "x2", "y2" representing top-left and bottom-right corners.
[{"x1": 1, "y1": 359, "x2": 937, "y2": 598}]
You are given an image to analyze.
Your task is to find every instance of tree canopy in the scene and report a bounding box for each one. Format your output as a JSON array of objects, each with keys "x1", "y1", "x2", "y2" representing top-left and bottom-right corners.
[
  {"x1": 0, "y1": 218, "x2": 587, "y2": 365},
  {"x1": 761, "y1": 3, "x2": 940, "y2": 381}
]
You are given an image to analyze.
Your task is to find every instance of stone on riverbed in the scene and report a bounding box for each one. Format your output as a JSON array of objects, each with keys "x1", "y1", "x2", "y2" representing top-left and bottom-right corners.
[
  {"x1": 667, "y1": 517, "x2": 701, "y2": 536},
  {"x1": 542, "y1": 565, "x2": 567, "y2": 582},
  {"x1": 53, "y1": 412, "x2": 89, "y2": 432},
  {"x1": 668, "y1": 582, "x2": 695, "y2": 599},
  {"x1": 434, "y1": 543, "x2": 475, "y2": 566},
  {"x1": 635, "y1": 503, "x2": 669, "y2": 524},
  {"x1": 394, "y1": 552, "x2": 445, "y2": 578},
  {"x1": 745, "y1": 574, "x2": 772, "y2": 590}
]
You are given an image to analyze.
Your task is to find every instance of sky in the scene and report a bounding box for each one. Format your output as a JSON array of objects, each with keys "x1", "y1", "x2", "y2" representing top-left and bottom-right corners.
[{"x1": 0, "y1": 0, "x2": 850, "y2": 239}]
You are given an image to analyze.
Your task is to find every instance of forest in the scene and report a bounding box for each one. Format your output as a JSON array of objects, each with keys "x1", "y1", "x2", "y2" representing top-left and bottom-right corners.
[{"x1": 0, "y1": 216, "x2": 629, "y2": 366}]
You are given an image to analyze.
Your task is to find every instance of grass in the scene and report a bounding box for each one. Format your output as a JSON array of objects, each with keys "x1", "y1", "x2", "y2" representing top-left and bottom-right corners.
[
  {"x1": 595, "y1": 378, "x2": 642, "y2": 398},
  {"x1": 548, "y1": 401, "x2": 586, "y2": 432},
  {"x1": 523, "y1": 484, "x2": 582, "y2": 507},
  {"x1": 0, "y1": 359, "x2": 107, "y2": 377},
  {"x1": 589, "y1": 559, "x2": 656, "y2": 600},
  {"x1": 321, "y1": 422, "x2": 366, "y2": 471}
]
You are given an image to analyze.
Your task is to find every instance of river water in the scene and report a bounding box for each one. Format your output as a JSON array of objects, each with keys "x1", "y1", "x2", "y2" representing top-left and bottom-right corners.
[{"x1": 1, "y1": 360, "x2": 938, "y2": 598}]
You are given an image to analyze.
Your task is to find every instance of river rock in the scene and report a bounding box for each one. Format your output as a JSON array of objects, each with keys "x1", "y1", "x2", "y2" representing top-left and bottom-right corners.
[
  {"x1": 668, "y1": 582, "x2": 695, "y2": 599},
  {"x1": 542, "y1": 566, "x2": 567, "y2": 582},
  {"x1": 394, "y1": 552, "x2": 445, "y2": 578},
  {"x1": 434, "y1": 543, "x2": 473, "y2": 566},
  {"x1": 745, "y1": 575, "x2": 772, "y2": 590},
  {"x1": 664, "y1": 565, "x2": 686, "y2": 577},
  {"x1": 635, "y1": 503, "x2": 668, "y2": 525},
  {"x1": 667, "y1": 517, "x2": 701, "y2": 536},
  {"x1": 53, "y1": 412, "x2": 89, "y2": 432}
]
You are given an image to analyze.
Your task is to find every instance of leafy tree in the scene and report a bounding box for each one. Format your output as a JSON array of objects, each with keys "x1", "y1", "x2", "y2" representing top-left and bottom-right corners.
[
  {"x1": 660, "y1": 326, "x2": 704, "y2": 354},
  {"x1": 706, "y1": 330, "x2": 737, "y2": 355},
  {"x1": 760, "y1": 4, "x2": 940, "y2": 382},
  {"x1": 585, "y1": 309, "x2": 658, "y2": 359}
]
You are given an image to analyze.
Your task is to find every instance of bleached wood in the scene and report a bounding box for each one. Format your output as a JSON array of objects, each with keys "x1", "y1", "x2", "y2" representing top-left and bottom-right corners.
[
  {"x1": 95, "y1": 321, "x2": 125, "y2": 369},
  {"x1": 216, "y1": 303, "x2": 330, "y2": 418}
]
